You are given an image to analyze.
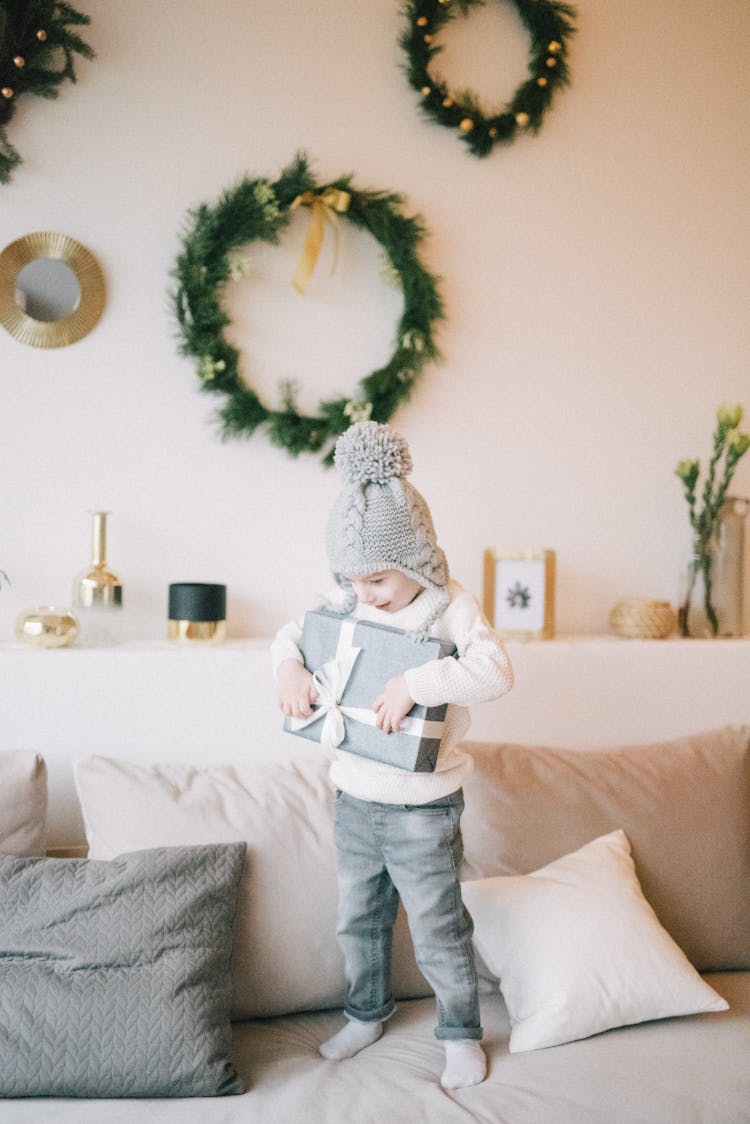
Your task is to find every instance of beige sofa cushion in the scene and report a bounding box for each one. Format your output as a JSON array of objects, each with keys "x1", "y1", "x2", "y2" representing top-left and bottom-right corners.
[
  {"x1": 75, "y1": 753, "x2": 430, "y2": 1020},
  {"x1": 460, "y1": 726, "x2": 750, "y2": 971},
  {"x1": 0, "y1": 751, "x2": 47, "y2": 856}
]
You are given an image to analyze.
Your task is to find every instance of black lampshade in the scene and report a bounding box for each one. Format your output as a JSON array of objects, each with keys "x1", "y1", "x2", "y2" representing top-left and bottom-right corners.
[{"x1": 168, "y1": 582, "x2": 226, "y2": 622}]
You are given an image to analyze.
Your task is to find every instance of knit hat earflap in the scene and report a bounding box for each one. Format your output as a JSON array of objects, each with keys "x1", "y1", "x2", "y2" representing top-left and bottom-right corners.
[{"x1": 324, "y1": 422, "x2": 449, "y2": 637}]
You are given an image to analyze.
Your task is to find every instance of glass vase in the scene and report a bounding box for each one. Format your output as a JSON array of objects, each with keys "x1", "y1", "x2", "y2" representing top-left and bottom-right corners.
[
  {"x1": 678, "y1": 497, "x2": 748, "y2": 637},
  {"x1": 714, "y1": 496, "x2": 748, "y2": 636}
]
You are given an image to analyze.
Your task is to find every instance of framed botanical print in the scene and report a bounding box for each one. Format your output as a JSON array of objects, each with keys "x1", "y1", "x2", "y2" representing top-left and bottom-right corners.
[{"x1": 483, "y1": 548, "x2": 556, "y2": 640}]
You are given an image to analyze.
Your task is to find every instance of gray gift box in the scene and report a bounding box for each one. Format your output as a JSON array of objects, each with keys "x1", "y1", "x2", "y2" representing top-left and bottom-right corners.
[{"x1": 283, "y1": 609, "x2": 456, "y2": 772}]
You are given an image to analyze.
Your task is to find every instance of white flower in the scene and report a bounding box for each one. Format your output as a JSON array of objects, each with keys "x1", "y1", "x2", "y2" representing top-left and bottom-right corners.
[
  {"x1": 717, "y1": 403, "x2": 743, "y2": 433},
  {"x1": 379, "y1": 249, "x2": 402, "y2": 289},
  {"x1": 198, "y1": 356, "x2": 226, "y2": 381},
  {"x1": 343, "y1": 400, "x2": 373, "y2": 424},
  {"x1": 253, "y1": 180, "x2": 281, "y2": 222},
  {"x1": 401, "y1": 330, "x2": 424, "y2": 353},
  {"x1": 228, "y1": 256, "x2": 251, "y2": 281}
]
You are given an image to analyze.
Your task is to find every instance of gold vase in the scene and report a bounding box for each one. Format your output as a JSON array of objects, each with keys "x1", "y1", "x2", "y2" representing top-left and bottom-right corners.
[
  {"x1": 73, "y1": 511, "x2": 123, "y2": 609},
  {"x1": 72, "y1": 511, "x2": 124, "y2": 646}
]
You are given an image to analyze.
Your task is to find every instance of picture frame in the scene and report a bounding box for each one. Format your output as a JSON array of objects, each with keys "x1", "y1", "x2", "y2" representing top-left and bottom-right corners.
[{"x1": 483, "y1": 548, "x2": 556, "y2": 641}]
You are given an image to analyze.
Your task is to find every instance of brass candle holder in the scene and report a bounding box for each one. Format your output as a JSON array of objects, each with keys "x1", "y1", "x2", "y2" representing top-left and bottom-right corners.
[{"x1": 168, "y1": 583, "x2": 226, "y2": 643}]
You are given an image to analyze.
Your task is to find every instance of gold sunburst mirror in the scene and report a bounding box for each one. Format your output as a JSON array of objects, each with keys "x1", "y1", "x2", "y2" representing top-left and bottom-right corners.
[{"x1": 0, "y1": 231, "x2": 105, "y2": 348}]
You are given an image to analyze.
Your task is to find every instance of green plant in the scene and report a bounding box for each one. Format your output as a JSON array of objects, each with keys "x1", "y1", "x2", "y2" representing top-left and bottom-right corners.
[{"x1": 675, "y1": 404, "x2": 750, "y2": 635}]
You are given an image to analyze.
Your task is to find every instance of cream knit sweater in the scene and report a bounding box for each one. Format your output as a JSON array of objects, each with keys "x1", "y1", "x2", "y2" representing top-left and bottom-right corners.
[{"x1": 271, "y1": 579, "x2": 513, "y2": 805}]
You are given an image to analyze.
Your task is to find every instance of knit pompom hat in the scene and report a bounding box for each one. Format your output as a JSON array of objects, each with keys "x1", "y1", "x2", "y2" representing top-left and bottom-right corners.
[{"x1": 325, "y1": 422, "x2": 450, "y2": 634}]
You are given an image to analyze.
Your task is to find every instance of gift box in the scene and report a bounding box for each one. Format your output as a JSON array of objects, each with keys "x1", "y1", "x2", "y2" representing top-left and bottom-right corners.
[{"x1": 284, "y1": 609, "x2": 456, "y2": 772}]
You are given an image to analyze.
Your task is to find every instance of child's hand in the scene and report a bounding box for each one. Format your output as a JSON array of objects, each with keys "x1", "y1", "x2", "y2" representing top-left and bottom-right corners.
[
  {"x1": 373, "y1": 675, "x2": 415, "y2": 735},
  {"x1": 277, "y1": 659, "x2": 318, "y2": 718}
]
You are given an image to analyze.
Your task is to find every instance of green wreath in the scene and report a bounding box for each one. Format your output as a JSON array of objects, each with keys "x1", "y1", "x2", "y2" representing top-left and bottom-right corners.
[
  {"x1": 401, "y1": 0, "x2": 576, "y2": 157},
  {"x1": 0, "y1": 1, "x2": 95, "y2": 185},
  {"x1": 171, "y1": 154, "x2": 444, "y2": 464}
]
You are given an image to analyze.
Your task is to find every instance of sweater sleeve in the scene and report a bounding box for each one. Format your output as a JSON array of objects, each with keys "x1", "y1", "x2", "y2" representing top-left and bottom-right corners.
[
  {"x1": 270, "y1": 615, "x2": 305, "y2": 677},
  {"x1": 404, "y1": 589, "x2": 513, "y2": 708}
]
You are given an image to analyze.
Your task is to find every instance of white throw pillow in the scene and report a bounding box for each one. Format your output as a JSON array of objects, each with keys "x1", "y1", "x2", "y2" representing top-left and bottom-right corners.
[
  {"x1": 0, "y1": 751, "x2": 47, "y2": 855},
  {"x1": 74, "y1": 753, "x2": 430, "y2": 1019},
  {"x1": 461, "y1": 829, "x2": 728, "y2": 1053}
]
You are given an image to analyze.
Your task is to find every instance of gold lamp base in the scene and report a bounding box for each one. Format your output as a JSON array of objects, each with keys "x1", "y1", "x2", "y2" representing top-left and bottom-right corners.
[{"x1": 167, "y1": 619, "x2": 226, "y2": 644}]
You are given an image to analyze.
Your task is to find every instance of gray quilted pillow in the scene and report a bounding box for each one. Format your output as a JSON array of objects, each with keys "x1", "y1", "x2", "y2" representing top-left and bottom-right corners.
[{"x1": 0, "y1": 843, "x2": 246, "y2": 1098}]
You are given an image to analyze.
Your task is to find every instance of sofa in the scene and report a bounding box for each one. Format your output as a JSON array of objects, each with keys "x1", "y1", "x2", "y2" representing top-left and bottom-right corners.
[{"x1": 1, "y1": 725, "x2": 749, "y2": 1123}]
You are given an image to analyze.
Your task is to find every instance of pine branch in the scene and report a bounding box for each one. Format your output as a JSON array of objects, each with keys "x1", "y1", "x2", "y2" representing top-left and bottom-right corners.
[{"x1": 0, "y1": 0, "x2": 95, "y2": 183}]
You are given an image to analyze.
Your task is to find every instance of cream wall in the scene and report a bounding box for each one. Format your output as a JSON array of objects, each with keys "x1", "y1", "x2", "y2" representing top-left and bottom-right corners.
[{"x1": 1, "y1": 0, "x2": 749, "y2": 642}]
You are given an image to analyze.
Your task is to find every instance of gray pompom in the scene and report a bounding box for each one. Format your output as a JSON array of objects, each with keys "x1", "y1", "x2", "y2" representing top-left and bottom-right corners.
[{"x1": 334, "y1": 422, "x2": 413, "y2": 486}]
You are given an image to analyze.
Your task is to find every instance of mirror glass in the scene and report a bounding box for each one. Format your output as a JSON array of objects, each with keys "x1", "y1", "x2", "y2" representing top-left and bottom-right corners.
[
  {"x1": 15, "y1": 259, "x2": 82, "y2": 322},
  {"x1": 0, "y1": 231, "x2": 105, "y2": 348}
]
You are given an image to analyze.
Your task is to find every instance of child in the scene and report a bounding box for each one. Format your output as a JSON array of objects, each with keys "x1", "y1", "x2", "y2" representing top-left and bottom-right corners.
[{"x1": 272, "y1": 421, "x2": 513, "y2": 1091}]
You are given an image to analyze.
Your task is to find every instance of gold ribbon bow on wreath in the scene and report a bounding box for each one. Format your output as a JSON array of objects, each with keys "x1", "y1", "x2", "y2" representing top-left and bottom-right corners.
[{"x1": 290, "y1": 188, "x2": 351, "y2": 294}]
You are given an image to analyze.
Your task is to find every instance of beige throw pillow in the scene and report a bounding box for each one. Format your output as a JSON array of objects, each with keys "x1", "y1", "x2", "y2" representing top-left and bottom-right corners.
[{"x1": 461, "y1": 727, "x2": 750, "y2": 970}]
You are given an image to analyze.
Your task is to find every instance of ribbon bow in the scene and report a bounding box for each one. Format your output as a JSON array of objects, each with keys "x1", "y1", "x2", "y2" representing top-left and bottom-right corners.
[
  {"x1": 290, "y1": 188, "x2": 351, "y2": 295},
  {"x1": 290, "y1": 644, "x2": 362, "y2": 750}
]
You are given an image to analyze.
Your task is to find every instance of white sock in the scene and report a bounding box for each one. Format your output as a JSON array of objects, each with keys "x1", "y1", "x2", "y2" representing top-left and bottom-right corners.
[
  {"x1": 441, "y1": 1039, "x2": 487, "y2": 1090},
  {"x1": 319, "y1": 1018, "x2": 383, "y2": 1060}
]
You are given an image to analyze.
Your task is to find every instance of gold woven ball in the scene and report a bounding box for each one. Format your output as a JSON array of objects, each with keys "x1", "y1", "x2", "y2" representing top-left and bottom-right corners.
[
  {"x1": 424, "y1": 34, "x2": 432, "y2": 43},
  {"x1": 537, "y1": 76, "x2": 548, "y2": 87},
  {"x1": 546, "y1": 57, "x2": 558, "y2": 68},
  {"x1": 1, "y1": 88, "x2": 14, "y2": 99},
  {"x1": 417, "y1": 16, "x2": 428, "y2": 26},
  {"x1": 36, "y1": 28, "x2": 47, "y2": 41},
  {"x1": 421, "y1": 85, "x2": 431, "y2": 96},
  {"x1": 442, "y1": 96, "x2": 453, "y2": 108},
  {"x1": 459, "y1": 118, "x2": 474, "y2": 133},
  {"x1": 548, "y1": 40, "x2": 562, "y2": 53},
  {"x1": 13, "y1": 55, "x2": 26, "y2": 68},
  {"x1": 609, "y1": 599, "x2": 676, "y2": 640},
  {"x1": 515, "y1": 112, "x2": 530, "y2": 127}
]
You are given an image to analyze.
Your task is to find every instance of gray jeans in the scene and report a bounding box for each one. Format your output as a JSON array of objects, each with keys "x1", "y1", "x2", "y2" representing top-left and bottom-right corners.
[{"x1": 333, "y1": 788, "x2": 482, "y2": 1041}]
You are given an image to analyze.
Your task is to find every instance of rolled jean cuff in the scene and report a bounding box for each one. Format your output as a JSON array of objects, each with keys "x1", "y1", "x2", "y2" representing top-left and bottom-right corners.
[
  {"x1": 435, "y1": 1025, "x2": 483, "y2": 1042},
  {"x1": 345, "y1": 1000, "x2": 397, "y2": 1024}
]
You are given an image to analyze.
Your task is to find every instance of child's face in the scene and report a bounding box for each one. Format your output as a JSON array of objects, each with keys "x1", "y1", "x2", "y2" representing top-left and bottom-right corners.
[{"x1": 346, "y1": 569, "x2": 423, "y2": 613}]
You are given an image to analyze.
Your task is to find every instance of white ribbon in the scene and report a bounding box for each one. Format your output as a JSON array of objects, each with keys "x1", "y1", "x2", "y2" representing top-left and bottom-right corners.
[
  {"x1": 289, "y1": 618, "x2": 446, "y2": 752},
  {"x1": 289, "y1": 645, "x2": 362, "y2": 750}
]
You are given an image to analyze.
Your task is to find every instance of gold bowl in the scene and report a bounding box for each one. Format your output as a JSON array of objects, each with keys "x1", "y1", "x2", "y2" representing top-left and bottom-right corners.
[{"x1": 16, "y1": 606, "x2": 79, "y2": 649}]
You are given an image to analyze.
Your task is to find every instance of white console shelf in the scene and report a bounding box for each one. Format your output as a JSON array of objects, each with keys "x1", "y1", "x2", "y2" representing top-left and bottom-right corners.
[{"x1": 2, "y1": 636, "x2": 749, "y2": 847}]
